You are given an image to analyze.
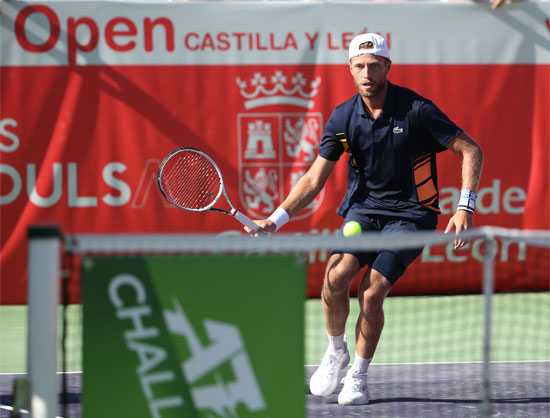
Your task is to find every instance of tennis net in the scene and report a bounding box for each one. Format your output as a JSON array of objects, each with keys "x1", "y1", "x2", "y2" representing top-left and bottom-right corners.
[{"x1": 22, "y1": 226, "x2": 549, "y2": 418}]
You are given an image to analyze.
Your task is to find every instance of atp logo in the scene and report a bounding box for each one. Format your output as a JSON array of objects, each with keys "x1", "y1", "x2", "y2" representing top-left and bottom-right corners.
[{"x1": 163, "y1": 297, "x2": 266, "y2": 416}]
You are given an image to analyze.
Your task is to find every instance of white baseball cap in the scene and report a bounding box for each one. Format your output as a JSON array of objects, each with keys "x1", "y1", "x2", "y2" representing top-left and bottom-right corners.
[{"x1": 348, "y1": 33, "x2": 390, "y2": 61}]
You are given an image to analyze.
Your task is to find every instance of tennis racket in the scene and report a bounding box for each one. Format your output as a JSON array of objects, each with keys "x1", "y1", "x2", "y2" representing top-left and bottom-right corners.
[{"x1": 157, "y1": 147, "x2": 259, "y2": 231}]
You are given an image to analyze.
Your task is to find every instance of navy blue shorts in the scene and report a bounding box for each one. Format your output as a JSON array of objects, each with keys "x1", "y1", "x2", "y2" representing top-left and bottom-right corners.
[{"x1": 333, "y1": 210, "x2": 436, "y2": 285}]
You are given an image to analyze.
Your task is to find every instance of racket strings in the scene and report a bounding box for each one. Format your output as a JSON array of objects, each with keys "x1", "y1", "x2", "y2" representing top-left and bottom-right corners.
[{"x1": 161, "y1": 151, "x2": 221, "y2": 210}]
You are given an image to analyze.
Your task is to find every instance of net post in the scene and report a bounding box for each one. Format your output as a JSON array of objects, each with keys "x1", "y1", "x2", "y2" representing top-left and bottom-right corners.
[
  {"x1": 481, "y1": 228, "x2": 496, "y2": 418},
  {"x1": 27, "y1": 225, "x2": 61, "y2": 418}
]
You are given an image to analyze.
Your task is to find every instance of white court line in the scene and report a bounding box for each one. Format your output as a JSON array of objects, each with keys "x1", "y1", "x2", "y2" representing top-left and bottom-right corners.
[
  {"x1": 305, "y1": 360, "x2": 550, "y2": 367},
  {"x1": 0, "y1": 404, "x2": 29, "y2": 416},
  {"x1": 0, "y1": 372, "x2": 81, "y2": 418},
  {"x1": 2, "y1": 361, "x2": 548, "y2": 374},
  {"x1": 0, "y1": 404, "x2": 66, "y2": 418},
  {"x1": 2, "y1": 361, "x2": 547, "y2": 374},
  {"x1": 0, "y1": 371, "x2": 83, "y2": 376}
]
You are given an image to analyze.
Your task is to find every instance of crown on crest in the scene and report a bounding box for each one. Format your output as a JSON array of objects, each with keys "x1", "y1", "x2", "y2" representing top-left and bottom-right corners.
[{"x1": 237, "y1": 71, "x2": 321, "y2": 109}]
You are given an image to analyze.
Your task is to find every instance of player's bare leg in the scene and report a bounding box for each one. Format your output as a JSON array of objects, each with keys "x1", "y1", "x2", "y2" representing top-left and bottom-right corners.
[
  {"x1": 322, "y1": 253, "x2": 361, "y2": 336},
  {"x1": 339, "y1": 267, "x2": 392, "y2": 405},
  {"x1": 310, "y1": 253, "x2": 360, "y2": 397},
  {"x1": 355, "y1": 268, "x2": 393, "y2": 358}
]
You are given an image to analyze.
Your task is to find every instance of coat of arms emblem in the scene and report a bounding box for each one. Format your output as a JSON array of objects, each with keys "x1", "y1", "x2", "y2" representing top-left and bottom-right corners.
[{"x1": 236, "y1": 71, "x2": 323, "y2": 220}]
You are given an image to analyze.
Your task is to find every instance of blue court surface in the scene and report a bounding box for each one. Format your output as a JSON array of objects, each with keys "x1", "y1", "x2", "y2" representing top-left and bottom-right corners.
[{"x1": 1, "y1": 361, "x2": 549, "y2": 417}]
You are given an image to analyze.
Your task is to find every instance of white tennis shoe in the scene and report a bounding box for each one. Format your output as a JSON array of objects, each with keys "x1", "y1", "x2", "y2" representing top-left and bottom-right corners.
[
  {"x1": 338, "y1": 369, "x2": 369, "y2": 405},
  {"x1": 309, "y1": 345, "x2": 350, "y2": 397}
]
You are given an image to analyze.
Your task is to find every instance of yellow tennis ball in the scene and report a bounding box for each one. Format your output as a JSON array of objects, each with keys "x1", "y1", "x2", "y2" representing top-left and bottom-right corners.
[{"x1": 343, "y1": 221, "x2": 362, "y2": 237}]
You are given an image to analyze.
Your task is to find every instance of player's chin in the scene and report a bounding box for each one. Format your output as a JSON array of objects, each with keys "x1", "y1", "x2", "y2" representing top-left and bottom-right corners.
[{"x1": 361, "y1": 87, "x2": 377, "y2": 98}]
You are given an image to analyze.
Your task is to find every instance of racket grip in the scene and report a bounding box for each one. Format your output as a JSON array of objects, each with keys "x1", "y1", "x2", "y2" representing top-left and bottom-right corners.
[{"x1": 234, "y1": 211, "x2": 260, "y2": 231}]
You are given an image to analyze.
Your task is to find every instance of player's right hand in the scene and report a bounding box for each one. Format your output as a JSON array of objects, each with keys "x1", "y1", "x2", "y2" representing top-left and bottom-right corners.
[{"x1": 244, "y1": 220, "x2": 276, "y2": 237}]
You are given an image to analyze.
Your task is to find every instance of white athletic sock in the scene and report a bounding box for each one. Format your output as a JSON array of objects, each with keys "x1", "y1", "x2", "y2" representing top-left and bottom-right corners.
[
  {"x1": 350, "y1": 353, "x2": 372, "y2": 375},
  {"x1": 327, "y1": 332, "x2": 346, "y2": 351}
]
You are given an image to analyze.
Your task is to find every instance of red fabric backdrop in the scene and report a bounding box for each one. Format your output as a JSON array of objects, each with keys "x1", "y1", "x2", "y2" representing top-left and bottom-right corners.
[{"x1": 1, "y1": 2, "x2": 548, "y2": 303}]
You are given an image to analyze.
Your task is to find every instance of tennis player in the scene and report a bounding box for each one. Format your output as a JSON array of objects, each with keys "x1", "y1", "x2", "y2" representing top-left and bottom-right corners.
[{"x1": 245, "y1": 33, "x2": 483, "y2": 405}]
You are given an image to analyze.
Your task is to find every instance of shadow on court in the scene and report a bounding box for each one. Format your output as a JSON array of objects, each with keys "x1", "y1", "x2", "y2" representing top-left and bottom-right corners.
[{"x1": 0, "y1": 362, "x2": 548, "y2": 417}]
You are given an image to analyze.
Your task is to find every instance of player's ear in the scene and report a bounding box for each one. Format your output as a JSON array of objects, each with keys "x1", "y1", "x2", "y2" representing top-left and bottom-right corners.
[{"x1": 386, "y1": 59, "x2": 392, "y2": 74}]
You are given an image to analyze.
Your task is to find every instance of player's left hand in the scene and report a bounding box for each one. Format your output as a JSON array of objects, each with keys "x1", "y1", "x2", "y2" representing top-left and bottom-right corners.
[{"x1": 445, "y1": 210, "x2": 474, "y2": 249}]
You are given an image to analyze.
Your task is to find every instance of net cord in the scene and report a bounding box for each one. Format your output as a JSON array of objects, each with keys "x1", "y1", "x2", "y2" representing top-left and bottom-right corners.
[{"x1": 64, "y1": 227, "x2": 550, "y2": 255}]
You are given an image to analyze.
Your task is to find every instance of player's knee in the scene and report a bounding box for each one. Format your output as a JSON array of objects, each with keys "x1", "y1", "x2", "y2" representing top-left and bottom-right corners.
[
  {"x1": 359, "y1": 273, "x2": 391, "y2": 313},
  {"x1": 323, "y1": 270, "x2": 349, "y2": 295},
  {"x1": 360, "y1": 288, "x2": 385, "y2": 313},
  {"x1": 324, "y1": 256, "x2": 358, "y2": 293}
]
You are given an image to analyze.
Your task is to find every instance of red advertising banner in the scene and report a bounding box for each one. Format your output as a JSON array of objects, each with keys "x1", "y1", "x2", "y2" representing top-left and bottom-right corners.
[{"x1": 1, "y1": 1, "x2": 549, "y2": 303}]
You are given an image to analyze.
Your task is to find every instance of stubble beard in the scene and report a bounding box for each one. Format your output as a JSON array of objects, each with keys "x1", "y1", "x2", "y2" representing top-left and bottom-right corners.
[{"x1": 360, "y1": 80, "x2": 384, "y2": 99}]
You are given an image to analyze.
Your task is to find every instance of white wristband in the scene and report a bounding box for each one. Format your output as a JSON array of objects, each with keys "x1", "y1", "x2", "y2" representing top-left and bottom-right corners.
[
  {"x1": 268, "y1": 207, "x2": 290, "y2": 231},
  {"x1": 457, "y1": 189, "x2": 477, "y2": 214}
]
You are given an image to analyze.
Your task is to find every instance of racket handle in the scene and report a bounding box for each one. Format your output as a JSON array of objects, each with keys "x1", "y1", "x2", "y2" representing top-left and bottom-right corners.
[{"x1": 234, "y1": 211, "x2": 260, "y2": 231}]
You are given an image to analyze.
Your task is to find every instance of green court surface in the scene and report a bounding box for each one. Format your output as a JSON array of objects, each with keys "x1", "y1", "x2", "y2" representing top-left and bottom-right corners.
[
  {"x1": 1, "y1": 292, "x2": 549, "y2": 373},
  {"x1": 307, "y1": 292, "x2": 550, "y2": 365}
]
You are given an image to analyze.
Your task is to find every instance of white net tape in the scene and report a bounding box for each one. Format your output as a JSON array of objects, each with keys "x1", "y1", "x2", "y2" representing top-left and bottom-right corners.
[{"x1": 66, "y1": 227, "x2": 549, "y2": 254}]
